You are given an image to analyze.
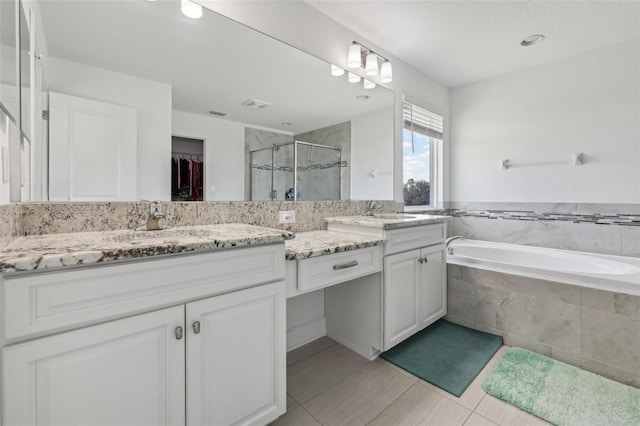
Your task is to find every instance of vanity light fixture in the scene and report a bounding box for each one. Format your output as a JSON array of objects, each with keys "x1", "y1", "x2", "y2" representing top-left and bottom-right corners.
[
  {"x1": 365, "y1": 52, "x2": 378, "y2": 76},
  {"x1": 380, "y1": 60, "x2": 393, "y2": 83},
  {"x1": 521, "y1": 34, "x2": 545, "y2": 46},
  {"x1": 348, "y1": 72, "x2": 361, "y2": 83},
  {"x1": 181, "y1": 0, "x2": 202, "y2": 19},
  {"x1": 363, "y1": 79, "x2": 376, "y2": 89},
  {"x1": 331, "y1": 64, "x2": 345, "y2": 77},
  {"x1": 348, "y1": 43, "x2": 362, "y2": 68},
  {"x1": 347, "y1": 41, "x2": 392, "y2": 83}
]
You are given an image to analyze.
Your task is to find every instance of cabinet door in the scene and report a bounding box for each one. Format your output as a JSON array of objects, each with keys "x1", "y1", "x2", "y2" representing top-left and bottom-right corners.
[
  {"x1": 419, "y1": 244, "x2": 447, "y2": 329},
  {"x1": 2, "y1": 306, "x2": 186, "y2": 426},
  {"x1": 186, "y1": 281, "x2": 286, "y2": 426},
  {"x1": 383, "y1": 249, "x2": 421, "y2": 350}
]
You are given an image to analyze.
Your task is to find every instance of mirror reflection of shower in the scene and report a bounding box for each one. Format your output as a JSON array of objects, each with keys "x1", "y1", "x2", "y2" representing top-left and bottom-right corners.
[{"x1": 250, "y1": 141, "x2": 343, "y2": 201}]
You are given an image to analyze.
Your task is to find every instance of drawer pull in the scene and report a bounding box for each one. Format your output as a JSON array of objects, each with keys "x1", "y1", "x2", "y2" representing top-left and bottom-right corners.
[
  {"x1": 175, "y1": 326, "x2": 183, "y2": 340},
  {"x1": 193, "y1": 321, "x2": 201, "y2": 335},
  {"x1": 333, "y1": 260, "x2": 359, "y2": 270}
]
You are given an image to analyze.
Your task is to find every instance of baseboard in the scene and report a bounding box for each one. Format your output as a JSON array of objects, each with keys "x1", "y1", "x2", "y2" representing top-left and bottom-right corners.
[{"x1": 286, "y1": 317, "x2": 327, "y2": 351}]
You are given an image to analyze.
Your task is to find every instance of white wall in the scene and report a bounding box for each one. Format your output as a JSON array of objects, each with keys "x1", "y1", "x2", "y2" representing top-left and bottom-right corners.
[
  {"x1": 172, "y1": 110, "x2": 245, "y2": 201},
  {"x1": 199, "y1": 0, "x2": 450, "y2": 204},
  {"x1": 450, "y1": 40, "x2": 640, "y2": 204},
  {"x1": 351, "y1": 107, "x2": 394, "y2": 200},
  {"x1": 48, "y1": 58, "x2": 172, "y2": 201}
]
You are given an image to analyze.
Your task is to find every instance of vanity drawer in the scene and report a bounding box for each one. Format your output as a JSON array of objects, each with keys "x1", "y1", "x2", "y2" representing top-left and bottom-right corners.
[
  {"x1": 2, "y1": 244, "x2": 285, "y2": 342},
  {"x1": 384, "y1": 223, "x2": 445, "y2": 255},
  {"x1": 297, "y1": 246, "x2": 382, "y2": 293}
]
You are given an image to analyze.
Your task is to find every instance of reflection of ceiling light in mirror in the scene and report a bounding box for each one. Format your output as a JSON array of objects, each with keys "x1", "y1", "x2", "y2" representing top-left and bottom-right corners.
[
  {"x1": 363, "y1": 79, "x2": 376, "y2": 89},
  {"x1": 331, "y1": 64, "x2": 345, "y2": 77},
  {"x1": 380, "y1": 61, "x2": 393, "y2": 83},
  {"x1": 209, "y1": 110, "x2": 227, "y2": 117},
  {"x1": 520, "y1": 34, "x2": 545, "y2": 46},
  {"x1": 365, "y1": 53, "x2": 378, "y2": 76},
  {"x1": 348, "y1": 43, "x2": 361, "y2": 68},
  {"x1": 281, "y1": 122, "x2": 292, "y2": 127},
  {"x1": 181, "y1": 0, "x2": 202, "y2": 19},
  {"x1": 356, "y1": 95, "x2": 369, "y2": 101},
  {"x1": 241, "y1": 98, "x2": 271, "y2": 109},
  {"x1": 348, "y1": 72, "x2": 361, "y2": 83}
]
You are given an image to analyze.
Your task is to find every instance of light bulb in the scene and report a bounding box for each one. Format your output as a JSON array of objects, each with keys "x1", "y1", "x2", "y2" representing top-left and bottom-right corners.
[
  {"x1": 363, "y1": 79, "x2": 376, "y2": 89},
  {"x1": 380, "y1": 60, "x2": 393, "y2": 83},
  {"x1": 348, "y1": 43, "x2": 361, "y2": 69},
  {"x1": 331, "y1": 64, "x2": 345, "y2": 77},
  {"x1": 348, "y1": 72, "x2": 361, "y2": 83},
  {"x1": 365, "y1": 53, "x2": 378, "y2": 76},
  {"x1": 181, "y1": 0, "x2": 202, "y2": 19}
]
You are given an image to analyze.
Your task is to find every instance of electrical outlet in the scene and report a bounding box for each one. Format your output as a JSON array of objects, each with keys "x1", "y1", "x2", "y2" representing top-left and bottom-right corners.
[{"x1": 279, "y1": 210, "x2": 296, "y2": 224}]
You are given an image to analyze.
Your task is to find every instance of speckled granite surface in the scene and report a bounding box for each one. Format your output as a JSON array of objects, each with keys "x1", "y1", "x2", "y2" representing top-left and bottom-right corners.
[
  {"x1": 19, "y1": 200, "x2": 402, "y2": 235},
  {"x1": 0, "y1": 224, "x2": 294, "y2": 273},
  {"x1": 325, "y1": 213, "x2": 449, "y2": 230},
  {"x1": 285, "y1": 231, "x2": 385, "y2": 261}
]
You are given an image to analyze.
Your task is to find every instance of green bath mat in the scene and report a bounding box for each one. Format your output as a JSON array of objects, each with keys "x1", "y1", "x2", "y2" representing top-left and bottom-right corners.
[
  {"x1": 380, "y1": 319, "x2": 503, "y2": 396},
  {"x1": 482, "y1": 348, "x2": 640, "y2": 426}
]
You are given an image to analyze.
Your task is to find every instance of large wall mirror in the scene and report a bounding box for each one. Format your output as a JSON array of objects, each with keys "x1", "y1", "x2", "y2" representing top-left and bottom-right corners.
[{"x1": 22, "y1": 0, "x2": 394, "y2": 202}]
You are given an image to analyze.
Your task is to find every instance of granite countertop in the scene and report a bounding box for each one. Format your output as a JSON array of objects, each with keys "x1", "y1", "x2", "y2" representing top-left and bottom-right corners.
[
  {"x1": 0, "y1": 224, "x2": 294, "y2": 273},
  {"x1": 325, "y1": 213, "x2": 450, "y2": 230},
  {"x1": 285, "y1": 230, "x2": 385, "y2": 261}
]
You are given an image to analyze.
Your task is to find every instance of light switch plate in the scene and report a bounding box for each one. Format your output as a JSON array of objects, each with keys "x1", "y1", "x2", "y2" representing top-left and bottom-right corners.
[
  {"x1": 279, "y1": 210, "x2": 296, "y2": 224},
  {"x1": 1, "y1": 146, "x2": 9, "y2": 183}
]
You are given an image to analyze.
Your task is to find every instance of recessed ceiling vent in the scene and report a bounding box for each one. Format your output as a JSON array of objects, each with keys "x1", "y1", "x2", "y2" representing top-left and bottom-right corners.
[
  {"x1": 208, "y1": 110, "x2": 227, "y2": 117},
  {"x1": 241, "y1": 99, "x2": 271, "y2": 109}
]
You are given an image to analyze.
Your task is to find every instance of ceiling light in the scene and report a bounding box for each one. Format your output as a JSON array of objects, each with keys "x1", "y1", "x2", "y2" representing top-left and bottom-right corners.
[
  {"x1": 181, "y1": 0, "x2": 202, "y2": 19},
  {"x1": 520, "y1": 34, "x2": 545, "y2": 47},
  {"x1": 347, "y1": 41, "x2": 392, "y2": 83},
  {"x1": 331, "y1": 64, "x2": 345, "y2": 77},
  {"x1": 380, "y1": 61, "x2": 393, "y2": 83},
  {"x1": 348, "y1": 72, "x2": 361, "y2": 83},
  {"x1": 348, "y1": 43, "x2": 361, "y2": 68},
  {"x1": 281, "y1": 122, "x2": 292, "y2": 127},
  {"x1": 363, "y1": 79, "x2": 376, "y2": 89},
  {"x1": 365, "y1": 53, "x2": 378, "y2": 76},
  {"x1": 356, "y1": 95, "x2": 369, "y2": 101}
]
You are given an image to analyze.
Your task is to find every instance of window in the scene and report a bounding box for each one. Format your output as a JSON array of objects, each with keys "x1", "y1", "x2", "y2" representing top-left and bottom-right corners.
[{"x1": 402, "y1": 101, "x2": 444, "y2": 208}]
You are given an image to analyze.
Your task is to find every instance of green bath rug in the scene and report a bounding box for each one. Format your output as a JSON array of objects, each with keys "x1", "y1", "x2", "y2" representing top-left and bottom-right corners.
[
  {"x1": 380, "y1": 319, "x2": 503, "y2": 396},
  {"x1": 482, "y1": 348, "x2": 640, "y2": 426}
]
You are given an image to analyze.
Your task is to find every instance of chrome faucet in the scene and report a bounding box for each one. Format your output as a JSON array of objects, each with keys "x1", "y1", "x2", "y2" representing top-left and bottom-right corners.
[
  {"x1": 363, "y1": 200, "x2": 377, "y2": 216},
  {"x1": 137, "y1": 201, "x2": 168, "y2": 231},
  {"x1": 445, "y1": 235, "x2": 465, "y2": 254}
]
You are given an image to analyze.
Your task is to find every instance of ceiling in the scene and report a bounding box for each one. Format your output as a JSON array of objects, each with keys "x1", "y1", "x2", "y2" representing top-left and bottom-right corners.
[
  {"x1": 38, "y1": 0, "x2": 393, "y2": 134},
  {"x1": 306, "y1": 1, "x2": 640, "y2": 88}
]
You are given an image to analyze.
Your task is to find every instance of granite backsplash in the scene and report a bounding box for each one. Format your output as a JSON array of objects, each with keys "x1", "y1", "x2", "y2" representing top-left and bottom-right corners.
[{"x1": 16, "y1": 200, "x2": 402, "y2": 236}]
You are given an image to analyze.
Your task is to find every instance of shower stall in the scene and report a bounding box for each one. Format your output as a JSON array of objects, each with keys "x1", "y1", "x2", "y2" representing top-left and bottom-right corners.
[{"x1": 250, "y1": 141, "x2": 342, "y2": 201}]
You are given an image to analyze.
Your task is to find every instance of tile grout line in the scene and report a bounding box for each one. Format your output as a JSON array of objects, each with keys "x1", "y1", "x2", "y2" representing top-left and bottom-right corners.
[{"x1": 363, "y1": 380, "x2": 419, "y2": 426}]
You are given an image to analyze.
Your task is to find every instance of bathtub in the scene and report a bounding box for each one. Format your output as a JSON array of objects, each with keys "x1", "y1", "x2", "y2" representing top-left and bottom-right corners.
[{"x1": 447, "y1": 239, "x2": 640, "y2": 296}]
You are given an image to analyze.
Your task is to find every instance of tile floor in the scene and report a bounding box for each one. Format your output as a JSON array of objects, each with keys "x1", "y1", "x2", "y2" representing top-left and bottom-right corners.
[{"x1": 276, "y1": 337, "x2": 551, "y2": 426}]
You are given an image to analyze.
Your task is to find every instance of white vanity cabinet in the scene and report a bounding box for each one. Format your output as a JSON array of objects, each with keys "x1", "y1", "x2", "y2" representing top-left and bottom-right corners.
[
  {"x1": 327, "y1": 218, "x2": 447, "y2": 352},
  {"x1": 383, "y1": 243, "x2": 446, "y2": 350},
  {"x1": 1, "y1": 244, "x2": 286, "y2": 426}
]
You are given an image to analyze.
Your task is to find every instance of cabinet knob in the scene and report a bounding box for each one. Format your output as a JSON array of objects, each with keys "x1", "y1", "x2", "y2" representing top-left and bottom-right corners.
[
  {"x1": 193, "y1": 321, "x2": 201, "y2": 335},
  {"x1": 175, "y1": 326, "x2": 183, "y2": 340},
  {"x1": 423, "y1": 256, "x2": 428, "y2": 263}
]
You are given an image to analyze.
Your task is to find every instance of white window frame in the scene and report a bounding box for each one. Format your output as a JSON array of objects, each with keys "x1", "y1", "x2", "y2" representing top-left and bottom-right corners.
[{"x1": 402, "y1": 99, "x2": 444, "y2": 211}]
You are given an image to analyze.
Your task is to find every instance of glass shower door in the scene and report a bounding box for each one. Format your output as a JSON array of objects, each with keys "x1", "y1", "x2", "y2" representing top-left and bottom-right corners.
[
  {"x1": 250, "y1": 147, "x2": 273, "y2": 200},
  {"x1": 295, "y1": 141, "x2": 341, "y2": 201}
]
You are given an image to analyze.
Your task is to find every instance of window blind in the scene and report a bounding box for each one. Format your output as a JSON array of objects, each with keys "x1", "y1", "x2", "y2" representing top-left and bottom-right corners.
[{"x1": 403, "y1": 102, "x2": 444, "y2": 140}]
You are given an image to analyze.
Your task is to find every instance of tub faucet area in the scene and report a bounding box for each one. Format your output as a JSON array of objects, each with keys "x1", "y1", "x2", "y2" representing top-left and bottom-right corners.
[{"x1": 446, "y1": 235, "x2": 465, "y2": 254}]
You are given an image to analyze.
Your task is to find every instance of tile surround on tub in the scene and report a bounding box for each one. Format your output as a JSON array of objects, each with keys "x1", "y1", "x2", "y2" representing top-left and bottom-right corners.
[
  {"x1": 446, "y1": 264, "x2": 640, "y2": 389},
  {"x1": 17, "y1": 200, "x2": 401, "y2": 236}
]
